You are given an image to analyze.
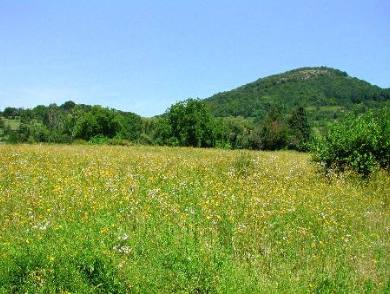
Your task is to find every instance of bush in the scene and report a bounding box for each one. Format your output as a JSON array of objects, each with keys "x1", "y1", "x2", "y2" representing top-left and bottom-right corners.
[{"x1": 313, "y1": 110, "x2": 390, "y2": 178}]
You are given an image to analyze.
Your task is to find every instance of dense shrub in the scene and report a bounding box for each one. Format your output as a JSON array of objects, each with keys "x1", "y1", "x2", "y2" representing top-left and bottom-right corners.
[{"x1": 313, "y1": 110, "x2": 390, "y2": 177}]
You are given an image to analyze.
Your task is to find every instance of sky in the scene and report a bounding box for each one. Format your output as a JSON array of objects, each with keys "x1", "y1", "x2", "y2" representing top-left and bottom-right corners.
[{"x1": 0, "y1": 0, "x2": 389, "y2": 116}]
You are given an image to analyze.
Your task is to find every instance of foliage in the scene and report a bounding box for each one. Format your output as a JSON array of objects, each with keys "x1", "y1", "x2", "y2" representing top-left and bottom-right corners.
[
  {"x1": 0, "y1": 101, "x2": 143, "y2": 144},
  {"x1": 253, "y1": 106, "x2": 289, "y2": 150},
  {"x1": 287, "y1": 106, "x2": 312, "y2": 151},
  {"x1": 0, "y1": 145, "x2": 389, "y2": 292},
  {"x1": 117, "y1": 112, "x2": 143, "y2": 141},
  {"x1": 0, "y1": 100, "x2": 312, "y2": 152},
  {"x1": 73, "y1": 106, "x2": 122, "y2": 140},
  {"x1": 149, "y1": 117, "x2": 173, "y2": 145},
  {"x1": 3, "y1": 107, "x2": 23, "y2": 118},
  {"x1": 220, "y1": 116, "x2": 254, "y2": 149},
  {"x1": 167, "y1": 98, "x2": 216, "y2": 147},
  {"x1": 313, "y1": 110, "x2": 390, "y2": 177}
]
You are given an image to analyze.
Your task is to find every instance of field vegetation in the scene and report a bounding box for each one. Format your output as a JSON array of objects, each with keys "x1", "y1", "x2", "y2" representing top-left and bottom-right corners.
[{"x1": 0, "y1": 145, "x2": 389, "y2": 292}]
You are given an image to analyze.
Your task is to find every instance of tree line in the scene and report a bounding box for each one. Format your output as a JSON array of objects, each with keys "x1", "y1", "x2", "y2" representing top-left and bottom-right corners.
[{"x1": 0, "y1": 99, "x2": 311, "y2": 151}]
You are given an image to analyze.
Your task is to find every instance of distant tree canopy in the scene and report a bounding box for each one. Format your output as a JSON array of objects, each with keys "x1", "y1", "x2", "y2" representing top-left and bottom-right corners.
[
  {"x1": 3, "y1": 107, "x2": 23, "y2": 118},
  {"x1": 0, "y1": 101, "x2": 143, "y2": 144},
  {"x1": 0, "y1": 97, "x2": 325, "y2": 152},
  {"x1": 0, "y1": 99, "x2": 315, "y2": 151},
  {"x1": 60, "y1": 100, "x2": 76, "y2": 111}
]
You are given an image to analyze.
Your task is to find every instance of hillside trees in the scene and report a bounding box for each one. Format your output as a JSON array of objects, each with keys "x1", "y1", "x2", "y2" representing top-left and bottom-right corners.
[{"x1": 205, "y1": 67, "x2": 390, "y2": 131}]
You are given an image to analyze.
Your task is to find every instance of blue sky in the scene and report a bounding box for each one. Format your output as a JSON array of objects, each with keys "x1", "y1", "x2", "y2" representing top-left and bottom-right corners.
[{"x1": 0, "y1": 0, "x2": 389, "y2": 116}]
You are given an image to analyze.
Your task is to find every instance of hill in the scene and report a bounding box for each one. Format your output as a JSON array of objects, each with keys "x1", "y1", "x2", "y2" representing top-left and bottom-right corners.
[{"x1": 204, "y1": 67, "x2": 390, "y2": 126}]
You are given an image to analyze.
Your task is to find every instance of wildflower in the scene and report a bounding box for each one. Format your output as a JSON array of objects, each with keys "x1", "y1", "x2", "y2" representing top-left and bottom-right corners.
[
  {"x1": 118, "y1": 233, "x2": 129, "y2": 241},
  {"x1": 32, "y1": 220, "x2": 50, "y2": 231},
  {"x1": 113, "y1": 245, "x2": 131, "y2": 255},
  {"x1": 100, "y1": 227, "x2": 109, "y2": 234}
]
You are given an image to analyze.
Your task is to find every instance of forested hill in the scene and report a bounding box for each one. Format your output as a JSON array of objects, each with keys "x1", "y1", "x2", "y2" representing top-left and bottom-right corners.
[{"x1": 204, "y1": 67, "x2": 390, "y2": 119}]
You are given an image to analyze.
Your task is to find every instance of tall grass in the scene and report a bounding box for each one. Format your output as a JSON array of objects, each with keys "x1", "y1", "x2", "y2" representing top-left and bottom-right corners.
[{"x1": 0, "y1": 145, "x2": 389, "y2": 292}]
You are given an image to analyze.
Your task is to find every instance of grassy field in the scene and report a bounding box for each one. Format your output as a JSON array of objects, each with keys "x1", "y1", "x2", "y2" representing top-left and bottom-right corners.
[{"x1": 0, "y1": 145, "x2": 389, "y2": 293}]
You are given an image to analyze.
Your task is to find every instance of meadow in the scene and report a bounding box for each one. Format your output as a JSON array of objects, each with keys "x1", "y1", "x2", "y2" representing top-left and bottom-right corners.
[{"x1": 0, "y1": 144, "x2": 389, "y2": 293}]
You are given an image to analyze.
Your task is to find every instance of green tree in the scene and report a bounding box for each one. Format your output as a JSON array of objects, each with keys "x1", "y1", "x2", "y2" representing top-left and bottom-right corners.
[
  {"x1": 288, "y1": 106, "x2": 311, "y2": 151},
  {"x1": 3, "y1": 107, "x2": 21, "y2": 118},
  {"x1": 151, "y1": 117, "x2": 173, "y2": 145},
  {"x1": 60, "y1": 101, "x2": 76, "y2": 111},
  {"x1": 116, "y1": 112, "x2": 143, "y2": 141},
  {"x1": 167, "y1": 99, "x2": 216, "y2": 147},
  {"x1": 29, "y1": 122, "x2": 50, "y2": 142},
  {"x1": 253, "y1": 106, "x2": 288, "y2": 150},
  {"x1": 73, "y1": 111, "x2": 100, "y2": 140},
  {"x1": 73, "y1": 106, "x2": 121, "y2": 140}
]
